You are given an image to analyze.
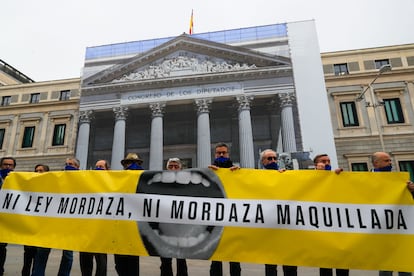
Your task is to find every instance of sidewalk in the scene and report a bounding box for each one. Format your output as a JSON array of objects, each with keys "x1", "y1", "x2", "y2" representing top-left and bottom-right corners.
[{"x1": 3, "y1": 244, "x2": 380, "y2": 275}]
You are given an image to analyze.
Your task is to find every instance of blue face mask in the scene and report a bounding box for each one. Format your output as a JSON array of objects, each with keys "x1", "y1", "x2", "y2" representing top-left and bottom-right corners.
[
  {"x1": 264, "y1": 162, "x2": 279, "y2": 170},
  {"x1": 126, "y1": 163, "x2": 143, "y2": 170},
  {"x1": 374, "y1": 165, "x2": 392, "y2": 172},
  {"x1": 213, "y1": 157, "x2": 233, "y2": 168},
  {"x1": 325, "y1": 165, "x2": 332, "y2": 171},
  {"x1": 64, "y1": 165, "x2": 78, "y2": 171},
  {"x1": 94, "y1": 167, "x2": 104, "y2": 170},
  {"x1": 0, "y1": 168, "x2": 12, "y2": 179}
]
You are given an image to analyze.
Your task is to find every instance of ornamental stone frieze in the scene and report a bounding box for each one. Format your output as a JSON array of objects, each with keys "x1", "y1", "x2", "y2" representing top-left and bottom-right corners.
[{"x1": 112, "y1": 53, "x2": 257, "y2": 83}]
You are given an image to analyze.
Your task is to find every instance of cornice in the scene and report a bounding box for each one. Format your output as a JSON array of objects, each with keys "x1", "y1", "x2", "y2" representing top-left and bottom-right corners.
[{"x1": 81, "y1": 66, "x2": 292, "y2": 95}]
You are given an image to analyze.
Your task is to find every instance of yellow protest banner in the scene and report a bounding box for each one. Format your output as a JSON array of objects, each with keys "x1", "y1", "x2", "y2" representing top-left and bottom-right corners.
[{"x1": 0, "y1": 169, "x2": 413, "y2": 272}]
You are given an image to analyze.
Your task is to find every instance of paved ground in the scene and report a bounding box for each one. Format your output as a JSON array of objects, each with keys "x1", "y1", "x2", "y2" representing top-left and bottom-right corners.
[{"x1": 3, "y1": 244, "x2": 384, "y2": 275}]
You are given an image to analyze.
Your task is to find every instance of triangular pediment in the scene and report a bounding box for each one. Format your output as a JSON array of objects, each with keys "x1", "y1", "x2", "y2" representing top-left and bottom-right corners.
[{"x1": 83, "y1": 34, "x2": 291, "y2": 86}]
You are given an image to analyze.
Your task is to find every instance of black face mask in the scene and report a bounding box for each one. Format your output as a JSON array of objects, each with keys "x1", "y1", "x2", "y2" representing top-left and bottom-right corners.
[{"x1": 213, "y1": 157, "x2": 233, "y2": 168}]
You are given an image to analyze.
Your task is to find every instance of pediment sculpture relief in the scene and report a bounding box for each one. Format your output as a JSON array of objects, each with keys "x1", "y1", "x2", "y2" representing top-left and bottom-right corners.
[{"x1": 112, "y1": 55, "x2": 257, "y2": 83}]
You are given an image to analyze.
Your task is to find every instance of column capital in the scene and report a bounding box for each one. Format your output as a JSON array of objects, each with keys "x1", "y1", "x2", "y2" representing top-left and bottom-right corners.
[
  {"x1": 79, "y1": 110, "x2": 93, "y2": 124},
  {"x1": 113, "y1": 106, "x2": 128, "y2": 121},
  {"x1": 149, "y1": 102, "x2": 166, "y2": 117},
  {"x1": 236, "y1": 95, "x2": 254, "y2": 111},
  {"x1": 195, "y1": 98, "x2": 212, "y2": 114},
  {"x1": 279, "y1": 92, "x2": 296, "y2": 107}
]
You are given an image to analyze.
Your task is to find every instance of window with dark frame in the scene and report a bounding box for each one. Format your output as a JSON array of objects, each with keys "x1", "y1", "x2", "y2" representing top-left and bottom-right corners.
[
  {"x1": 351, "y1": 163, "x2": 368, "y2": 171},
  {"x1": 399, "y1": 160, "x2": 414, "y2": 182},
  {"x1": 0, "y1": 128, "x2": 5, "y2": 149},
  {"x1": 59, "y1": 90, "x2": 71, "y2": 101},
  {"x1": 30, "y1": 93, "x2": 40, "y2": 103},
  {"x1": 52, "y1": 124, "x2": 66, "y2": 146},
  {"x1": 334, "y1": 63, "x2": 349, "y2": 75},
  {"x1": 375, "y1": 59, "x2": 390, "y2": 69},
  {"x1": 22, "y1": 126, "x2": 35, "y2": 148},
  {"x1": 1, "y1": 96, "x2": 11, "y2": 106},
  {"x1": 383, "y1": 98, "x2": 404, "y2": 124},
  {"x1": 340, "y1": 102, "x2": 359, "y2": 127}
]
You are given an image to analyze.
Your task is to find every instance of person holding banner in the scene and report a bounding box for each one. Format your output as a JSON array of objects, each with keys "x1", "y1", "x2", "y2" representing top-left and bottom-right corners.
[
  {"x1": 208, "y1": 143, "x2": 241, "y2": 276},
  {"x1": 0, "y1": 156, "x2": 16, "y2": 276},
  {"x1": 78, "y1": 160, "x2": 109, "y2": 276},
  {"x1": 159, "y1": 157, "x2": 188, "y2": 276},
  {"x1": 114, "y1": 153, "x2": 143, "y2": 276},
  {"x1": 371, "y1": 152, "x2": 413, "y2": 276},
  {"x1": 31, "y1": 158, "x2": 78, "y2": 276},
  {"x1": 313, "y1": 154, "x2": 349, "y2": 276},
  {"x1": 260, "y1": 149, "x2": 297, "y2": 276}
]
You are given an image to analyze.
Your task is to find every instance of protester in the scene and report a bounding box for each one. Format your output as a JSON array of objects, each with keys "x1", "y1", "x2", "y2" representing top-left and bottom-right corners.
[
  {"x1": 371, "y1": 152, "x2": 412, "y2": 276},
  {"x1": 208, "y1": 143, "x2": 240, "y2": 276},
  {"x1": 260, "y1": 149, "x2": 297, "y2": 276},
  {"x1": 78, "y1": 160, "x2": 109, "y2": 276},
  {"x1": 32, "y1": 158, "x2": 79, "y2": 276},
  {"x1": 159, "y1": 158, "x2": 188, "y2": 276},
  {"x1": 313, "y1": 154, "x2": 348, "y2": 276},
  {"x1": 0, "y1": 157, "x2": 16, "y2": 276},
  {"x1": 114, "y1": 153, "x2": 143, "y2": 276}
]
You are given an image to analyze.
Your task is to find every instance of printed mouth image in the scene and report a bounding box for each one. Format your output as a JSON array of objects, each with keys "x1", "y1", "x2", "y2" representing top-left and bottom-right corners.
[{"x1": 136, "y1": 168, "x2": 225, "y2": 259}]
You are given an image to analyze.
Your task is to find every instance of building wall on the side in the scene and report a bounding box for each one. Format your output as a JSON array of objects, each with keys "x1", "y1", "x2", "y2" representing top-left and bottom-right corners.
[
  {"x1": 0, "y1": 78, "x2": 81, "y2": 171},
  {"x1": 322, "y1": 44, "x2": 414, "y2": 172}
]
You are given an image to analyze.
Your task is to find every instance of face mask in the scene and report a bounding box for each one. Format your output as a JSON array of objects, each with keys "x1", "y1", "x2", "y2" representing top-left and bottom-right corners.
[
  {"x1": 264, "y1": 162, "x2": 279, "y2": 170},
  {"x1": 126, "y1": 163, "x2": 143, "y2": 170},
  {"x1": 94, "y1": 167, "x2": 104, "y2": 170},
  {"x1": 64, "y1": 165, "x2": 78, "y2": 171},
  {"x1": 0, "y1": 168, "x2": 12, "y2": 179},
  {"x1": 325, "y1": 165, "x2": 332, "y2": 171},
  {"x1": 374, "y1": 165, "x2": 392, "y2": 172},
  {"x1": 213, "y1": 157, "x2": 233, "y2": 168}
]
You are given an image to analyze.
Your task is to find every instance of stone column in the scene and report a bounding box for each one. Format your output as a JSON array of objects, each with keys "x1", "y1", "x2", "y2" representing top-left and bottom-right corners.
[
  {"x1": 111, "y1": 106, "x2": 128, "y2": 170},
  {"x1": 149, "y1": 102, "x2": 165, "y2": 170},
  {"x1": 279, "y1": 93, "x2": 297, "y2": 153},
  {"x1": 195, "y1": 98, "x2": 212, "y2": 168},
  {"x1": 76, "y1": 110, "x2": 93, "y2": 170},
  {"x1": 236, "y1": 95, "x2": 255, "y2": 168}
]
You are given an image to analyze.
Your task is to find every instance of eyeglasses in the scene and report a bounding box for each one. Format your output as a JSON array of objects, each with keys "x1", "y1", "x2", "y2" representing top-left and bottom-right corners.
[{"x1": 266, "y1": 156, "x2": 277, "y2": 161}]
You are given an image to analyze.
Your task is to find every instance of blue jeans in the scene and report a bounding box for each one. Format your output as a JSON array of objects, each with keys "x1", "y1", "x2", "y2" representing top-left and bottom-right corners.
[{"x1": 32, "y1": 249, "x2": 73, "y2": 276}]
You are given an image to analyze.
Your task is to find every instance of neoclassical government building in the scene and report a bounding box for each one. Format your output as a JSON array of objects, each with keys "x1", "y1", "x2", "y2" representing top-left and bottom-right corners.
[{"x1": 77, "y1": 20, "x2": 336, "y2": 170}]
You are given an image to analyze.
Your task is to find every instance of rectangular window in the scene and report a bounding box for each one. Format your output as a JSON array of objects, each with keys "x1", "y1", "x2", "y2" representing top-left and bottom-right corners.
[
  {"x1": 22, "y1": 126, "x2": 35, "y2": 148},
  {"x1": 0, "y1": 128, "x2": 5, "y2": 149},
  {"x1": 340, "y1": 102, "x2": 359, "y2": 127},
  {"x1": 375, "y1": 59, "x2": 390, "y2": 69},
  {"x1": 30, "y1": 93, "x2": 40, "y2": 103},
  {"x1": 334, "y1": 63, "x2": 349, "y2": 75},
  {"x1": 52, "y1": 124, "x2": 66, "y2": 146},
  {"x1": 1, "y1": 96, "x2": 11, "y2": 106},
  {"x1": 59, "y1": 90, "x2": 71, "y2": 101},
  {"x1": 400, "y1": 160, "x2": 414, "y2": 181},
  {"x1": 351, "y1": 163, "x2": 368, "y2": 171},
  {"x1": 384, "y1": 98, "x2": 404, "y2": 124}
]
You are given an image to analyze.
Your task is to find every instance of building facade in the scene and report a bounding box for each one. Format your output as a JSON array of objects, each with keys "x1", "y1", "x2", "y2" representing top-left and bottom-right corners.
[
  {"x1": 0, "y1": 78, "x2": 80, "y2": 171},
  {"x1": 322, "y1": 44, "x2": 414, "y2": 177},
  {"x1": 78, "y1": 20, "x2": 336, "y2": 170}
]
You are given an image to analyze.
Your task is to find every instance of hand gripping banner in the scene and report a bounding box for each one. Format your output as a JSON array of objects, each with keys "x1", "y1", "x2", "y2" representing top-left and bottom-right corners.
[{"x1": 0, "y1": 169, "x2": 413, "y2": 272}]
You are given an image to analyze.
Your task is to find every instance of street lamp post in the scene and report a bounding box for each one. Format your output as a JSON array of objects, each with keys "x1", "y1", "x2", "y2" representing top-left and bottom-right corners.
[{"x1": 355, "y1": 64, "x2": 392, "y2": 152}]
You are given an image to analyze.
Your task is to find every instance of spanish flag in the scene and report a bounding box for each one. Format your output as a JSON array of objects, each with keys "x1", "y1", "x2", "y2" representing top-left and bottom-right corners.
[{"x1": 189, "y1": 9, "x2": 194, "y2": 35}]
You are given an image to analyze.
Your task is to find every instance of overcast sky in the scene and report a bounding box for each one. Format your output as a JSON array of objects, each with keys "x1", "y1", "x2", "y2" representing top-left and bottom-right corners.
[{"x1": 2, "y1": 0, "x2": 414, "y2": 82}]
